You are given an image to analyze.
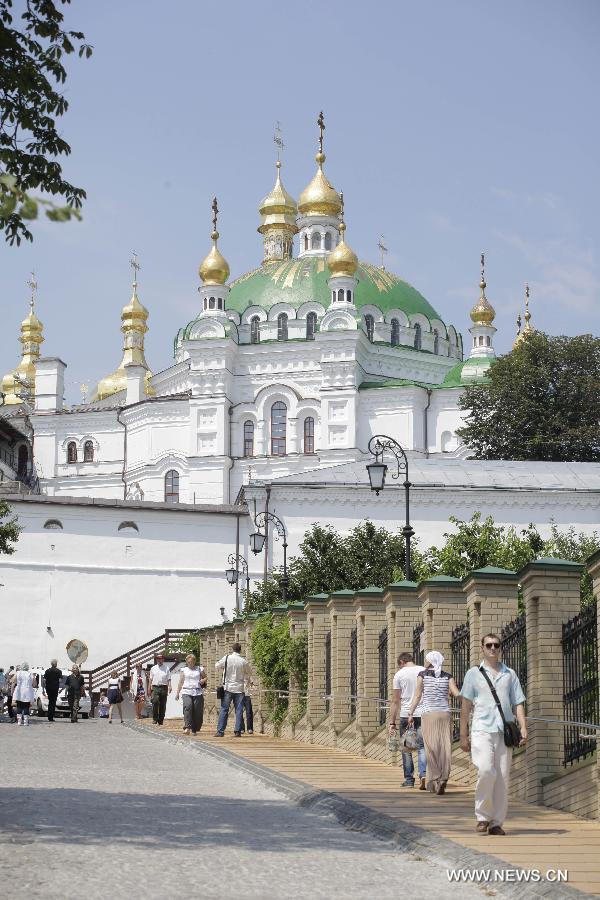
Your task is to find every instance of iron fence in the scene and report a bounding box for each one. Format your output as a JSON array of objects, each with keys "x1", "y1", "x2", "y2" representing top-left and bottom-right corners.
[
  {"x1": 350, "y1": 627, "x2": 357, "y2": 718},
  {"x1": 451, "y1": 621, "x2": 470, "y2": 741},
  {"x1": 562, "y1": 600, "x2": 598, "y2": 766},
  {"x1": 501, "y1": 613, "x2": 527, "y2": 692},
  {"x1": 324, "y1": 631, "x2": 331, "y2": 715},
  {"x1": 413, "y1": 622, "x2": 424, "y2": 666},
  {"x1": 378, "y1": 626, "x2": 388, "y2": 726}
]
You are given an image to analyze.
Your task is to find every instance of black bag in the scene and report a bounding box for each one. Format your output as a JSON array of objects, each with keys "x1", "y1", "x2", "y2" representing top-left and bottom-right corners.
[
  {"x1": 479, "y1": 666, "x2": 522, "y2": 748},
  {"x1": 216, "y1": 655, "x2": 228, "y2": 701}
]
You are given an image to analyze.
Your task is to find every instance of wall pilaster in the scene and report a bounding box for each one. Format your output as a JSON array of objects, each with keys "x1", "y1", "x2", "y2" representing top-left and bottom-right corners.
[
  {"x1": 305, "y1": 594, "x2": 330, "y2": 727},
  {"x1": 419, "y1": 576, "x2": 466, "y2": 663},
  {"x1": 463, "y1": 567, "x2": 519, "y2": 667},
  {"x1": 353, "y1": 587, "x2": 386, "y2": 741},
  {"x1": 327, "y1": 590, "x2": 356, "y2": 731}
]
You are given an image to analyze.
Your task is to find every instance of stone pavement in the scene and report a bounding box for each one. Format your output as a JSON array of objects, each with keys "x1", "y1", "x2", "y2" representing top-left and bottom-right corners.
[{"x1": 0, "y1": 716, "x2": 488, "y2": 900}]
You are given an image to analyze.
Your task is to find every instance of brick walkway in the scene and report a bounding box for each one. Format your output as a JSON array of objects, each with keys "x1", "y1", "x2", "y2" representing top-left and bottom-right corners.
[{"x1": 153, "y1": 720, "x2": 600, "y2": 896}]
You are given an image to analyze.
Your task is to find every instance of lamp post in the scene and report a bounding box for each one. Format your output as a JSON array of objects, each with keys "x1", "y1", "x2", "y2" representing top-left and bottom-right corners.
[
  {"x1": 250, "y1": 510, "x2": 289, "y2": 602},
  {"x1": 366, "y1": 434, "x2": 415, "y2": 582},
  {"x1": 224, "y1": 553, "x2": 250, "y2": 613}
]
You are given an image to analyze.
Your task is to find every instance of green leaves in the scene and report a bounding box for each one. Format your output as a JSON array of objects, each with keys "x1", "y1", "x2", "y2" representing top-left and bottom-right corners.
[
  {"x1": 0, "y1": 500, "x2": 20, "y2": 556},
  {"x1": 0, "y1": 175, "x2": 82, "y2": 241}
]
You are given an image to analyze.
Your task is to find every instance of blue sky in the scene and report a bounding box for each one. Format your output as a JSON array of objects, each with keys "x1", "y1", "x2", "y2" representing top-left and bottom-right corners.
[{"x1": 2, "y1": 0, "x2": 599, "y2": 401}]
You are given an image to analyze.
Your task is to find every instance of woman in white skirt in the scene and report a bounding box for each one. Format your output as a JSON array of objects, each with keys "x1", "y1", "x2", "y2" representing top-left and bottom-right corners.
[
  {"x1": 408, "y1": 651, "x2": 460, "y2": 795},
  {"x1": 13, "y1": 662, "x2": 35, "y2": 726}
]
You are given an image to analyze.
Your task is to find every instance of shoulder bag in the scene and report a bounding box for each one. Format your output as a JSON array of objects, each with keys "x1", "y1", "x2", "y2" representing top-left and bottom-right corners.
[
  {"x1": 216, "y1": 655, "x2": 228, "y2": 701},
  {"x1": 478, "y1": 666, "x2": 521, "y2": 748}
]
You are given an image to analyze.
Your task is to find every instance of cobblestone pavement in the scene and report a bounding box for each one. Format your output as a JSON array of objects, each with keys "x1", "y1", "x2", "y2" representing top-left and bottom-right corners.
[{"x1": 0, "y1": 718, "x2": 485, "y2": 900}]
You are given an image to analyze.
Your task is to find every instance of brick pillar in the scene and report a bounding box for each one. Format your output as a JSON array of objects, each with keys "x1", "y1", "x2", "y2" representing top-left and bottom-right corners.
[
  {"x1": 287, "y1": 603, "x2": 308, "y2": 715},
  {"x1": 384, "y1": 581, "x2": 421, "y2": 691},
  {"x1": 419, "y1": 576, "x2": 466, "y2": 663},
  {"x1": 328, "y1": 590, "x2": 356, "y2": 731},
  {"x1": 232, "y1": 617, "x2": 247, "y2": 655},
  {"x1": 222, "y1": 622, "x2": 235, "y2": 652},
  {"x1": 520, "y1": 558, "x2": 583, "y2": 804},
  {"x1": 463, "y1": 567, "x2": 519, "y2": 668},
  {"x1": 354, "y1": 587, "x2": 386, "y2": 741},
  {"x1": 202, "y1": 627, "x2": 217, "y2": 717},
  {"x1": 587, "y1": 551, "x2": 600, "y2": 820},
  {"x1": 305, "y1": 594, "x2": 330, "y2": 726}
]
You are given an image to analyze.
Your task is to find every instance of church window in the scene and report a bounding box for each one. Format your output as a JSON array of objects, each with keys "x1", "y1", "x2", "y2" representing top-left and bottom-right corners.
[
  {"x1": 346, "y1": 289, "x2": 352, "y2": 303},
  {"x1": 209, "y1": 297, "x2": 216, "y2": 310},
  {"x1": 486, "y1": 336, "x2": 491, "y2": 347},
  {"x1": 473, "y1": 336, "x2": 477, "y2": 347},
  {"x1": 277, "y1": 313, "x2": 288, "y2": 341},
  {"x1": 243, "y1": 420, "x2": 254, "y2": 457},
  {"x1": 118, "y1": 521, "x2": 139, "y2": 533},
  {"x1": 271, "y1": 401, "x2": 287, "y2": 456},
  {"x1": 337, "y1": 289, "x2": 344, "y2": 303},
  {"x1": 304, "y1": 234, "x2": 309, "y2": 251},
  {"x1": 364, "y1": 314, "x2": 375, "y2": 343},
  {"x1": 324, "y1": 232, "x2": 332, "y2": 250},
  {"x1": 391, "y1": 318, "x2": 400, "y2": 347},
  {"x1": 304, "y1": 417, "x2": 315, "y2": 454},
  {"x1": 433, "y1": 329, "x2": 439, "y2": 354},
  {"x1": 218, "y1": 298, "x2": 223, "y2": 310},
  {"x1": 67, "y1": 442, "x2": 77, "y2": 464},
  {"x1": 250, "y1": 316, "x2": 260, "y2": 344},
  {"x1": 479, "y1": 335, "x2": 484, "y2": 346},
  {"x1": 311, "y1": 232, "x2": 321, "y2": 250},
  {"x1": 83, "y1": 440, "x2": 94, "y2": 462},
  {"x1": 164, "y1": 470, "x2": 179, "y2": 504},
  {"x1": 414, "y1": 323, "x2": 422, "y2": 350},
  {"x1": 306, "y1": 312, "x2": 317, "y2": 340},
  {"x1": 43, "y1": 519, "x2": 63, "y2": 530}
]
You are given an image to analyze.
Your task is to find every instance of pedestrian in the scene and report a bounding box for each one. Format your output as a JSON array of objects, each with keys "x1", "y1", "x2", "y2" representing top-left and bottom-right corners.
[
  {"x1": 408, "y1": 651, "x2": 460, "y2": 795},
  {"x1": 459, "y1": 633, "x2": 527, "y2": 836},
  {"x1": 215, "y1": 642, "x2": 251, "y2": 737},
  {"x1": 175, "y1": 653, "x2": 207, "y2": 735},
  {"x1": 148, "y1": 653, "x2": 172, "y2": 725},
  {"x1": 98, "y1": 690, "x2": 110, "y2": 719},
  {"x1": 241, "y1": 677, "x2": 254, "y2": 735},
  {"x1": 13, "y1": 662, "x2": 35, "y2": 726},
  {"x1": 6, "y1": 666, "x2": 16, "y2": 722},
  {"x1": 0, "y1": 668, "x2": 5, "y2": 718},
  {"x1": 388, "y1": 651, "x2": 427, "y2": 789},
  {"x1": 44, "y1": 658, "x2": 62, "y2": 723},
  {"x1": 131, "y1": 663, "x2": 148, "y2": 720},
  {"x1": 107, "y1": 670, "x2": 125, "y2": 724},
  {"x1": 65, "y1": 665, "x2": 86, "y2": 723}
]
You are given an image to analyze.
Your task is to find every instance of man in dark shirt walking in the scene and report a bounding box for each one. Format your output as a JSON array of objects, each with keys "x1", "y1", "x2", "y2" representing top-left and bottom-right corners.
[{"x1": 44, "y1": 659, "x2": 62, "y2": 723}]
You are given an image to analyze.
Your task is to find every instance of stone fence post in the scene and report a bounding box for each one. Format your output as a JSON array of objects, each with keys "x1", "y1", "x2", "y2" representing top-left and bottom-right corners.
[
  {"x1": 419, "y1": 575, "x2": 466, "y2": 663},
  {"x1": 463, "y1": 567, "x2": 519, "y2": 667},
  {"x1": 520, "y1": 558, "x2": 583, "y2": 804},
  {"x1": 353, "y1": 587, "x2": 386, "y2": 742},
  {"x1": 384, "y1": 581, "x2": 421, "y2": 690},
  {"x1": 586, "y1": 550, "x2": 600, "y2": 821},
  {"x1": 328, "y1": 589, "x2": 356, "y2": 732},
  {"x1": 286, "y1": 603, "x2": 308, "y2": 718},
  {"x1": 305, "y1": 594, "x2": 330, "y2": 728}
]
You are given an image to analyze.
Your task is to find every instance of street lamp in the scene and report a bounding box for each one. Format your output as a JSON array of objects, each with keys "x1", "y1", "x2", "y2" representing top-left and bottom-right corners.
[
  {"x1": 366, "y1": 434, "x2": 415, "y2": 582},
  {"x1": 224, "y1": 553, "x2": 250, "y2": 613},
  {"x1": 250, "y1": 510, "x2": 289, "y2": 602}
]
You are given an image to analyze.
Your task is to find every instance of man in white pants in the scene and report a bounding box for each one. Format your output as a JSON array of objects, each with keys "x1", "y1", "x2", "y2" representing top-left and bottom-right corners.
[{"x1": 459, "y1": 633, "x2": 527, "y2": 835}]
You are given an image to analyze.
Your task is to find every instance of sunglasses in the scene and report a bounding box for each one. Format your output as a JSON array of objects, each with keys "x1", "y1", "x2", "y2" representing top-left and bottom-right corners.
[{"x1": 485, "y1": 642, "x2": 500, "y2": 650}]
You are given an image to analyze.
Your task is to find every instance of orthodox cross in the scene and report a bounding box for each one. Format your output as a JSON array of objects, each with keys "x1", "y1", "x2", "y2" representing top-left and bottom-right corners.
[
  {"x1": 378, "y1": 235, "x2": 388, "y2": 269},
  {"x1": 27, "y1": 271, "x2": 37, "y2": 311},
  {"x1": 480, "y1": 252, "x2": 485, "y2": 281},
  {"x1": 340, "y1": 191, "x2": 345, "y2": 223},
  {"x1": 317, "y1": 111, "x2": 325, "y2": 155},
  {"x1": 130, "y1": 251, "x2": 141, "y2": 286},
  {"x1": 274, "y1": 121, "x2": 284, "y2": 161},
  {"x1": 212, "y1": 197, "x2": 219, "y2": 234},
  {"x1": 524, "y1": 283, "x2": 531, "y2": 329},
  {"x1": 516, "y1": 313, "x2": 522, "y2": 336}
]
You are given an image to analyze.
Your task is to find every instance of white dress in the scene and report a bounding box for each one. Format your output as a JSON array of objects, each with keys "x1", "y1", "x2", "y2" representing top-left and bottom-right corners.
[{"x1": 13, "y1": 670, "x2": 34, "y2": 703}]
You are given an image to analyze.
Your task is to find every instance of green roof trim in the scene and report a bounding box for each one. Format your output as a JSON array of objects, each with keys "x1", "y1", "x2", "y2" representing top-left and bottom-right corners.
[
  {"x1": 386, "y1": 580, "x2": 419, "y2": 590},
  {"x1": 226, "y1": 256, "x2": 443, "y2": 320},
  {"x1": 519, "y1": 557, "x2": 584, "y2": 576},
  {"x1": 305, "y1": 593, "x2": 329, "y2": 604},
  {"x1": 330, "y1": 589, "x2": 356, "y2": 598},
  {"x1": 355, "y1": 585, "x2": 385, "y2": 596},
  {"x1": 422, "y1": 575, "x2": 463, "y2": 585}
]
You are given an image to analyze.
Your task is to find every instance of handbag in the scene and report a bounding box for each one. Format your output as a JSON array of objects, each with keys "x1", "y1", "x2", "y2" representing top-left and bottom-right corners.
[
  {"x1": 402, "y1": 726, "x2": 420, "y2": 751},
  {"x1": 216, "y1": 655, "x2": 228, "y2": 701},
  {"x1": 478, "y1": 666, "x2": 521, "y2": 748}
]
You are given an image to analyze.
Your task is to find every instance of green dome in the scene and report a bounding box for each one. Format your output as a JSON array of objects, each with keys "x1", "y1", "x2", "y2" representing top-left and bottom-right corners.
[{"x1": 226, "y1": 256, "x2": 442, "y2": 322}]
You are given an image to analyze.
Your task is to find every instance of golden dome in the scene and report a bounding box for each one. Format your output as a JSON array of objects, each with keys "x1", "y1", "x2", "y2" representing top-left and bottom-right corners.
[
  {"x1": 198, "y1": 197, "x2": 230, "y2": 286},
  {"x1": 298, "y1": 151, "x2": 341, "y2": 219},
  {"x1": 513, "y1": 284, "x2": 533, "y2": 348},
  {"x1": 258, "y1": 161, "x2": 297, "y2": 228},
  {"x1": 470, "y1": 256, "x2": 496, "y2": 325},
  {"x1": 327, "y1": 222, "x2": 358, "y2": 277},
  {"x1": 1, "y1": 297, "x2": 44, "y2": 405}
]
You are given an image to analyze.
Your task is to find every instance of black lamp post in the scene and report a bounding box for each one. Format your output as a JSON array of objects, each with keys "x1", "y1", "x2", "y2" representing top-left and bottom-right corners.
[
  {"x1": 366, "y1": 434, "x2": 415, "y2": 582},
  {"x1": 250, "y1": 510, "x2": 289, "y2": 602},
  {"x1": 224, "y1": 552, "x2": 250, "y2": 613}
]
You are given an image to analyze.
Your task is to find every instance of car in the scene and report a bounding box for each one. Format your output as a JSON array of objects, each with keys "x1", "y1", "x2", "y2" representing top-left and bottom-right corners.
[{"x1": 31, "y1": 667, "x2": 91, "y2": 719}]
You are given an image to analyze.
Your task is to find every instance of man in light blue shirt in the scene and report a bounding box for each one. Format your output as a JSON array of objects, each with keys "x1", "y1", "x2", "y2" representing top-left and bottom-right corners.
[{"x1": 460, "y1": 633, "x2": 527, "y2": 836}]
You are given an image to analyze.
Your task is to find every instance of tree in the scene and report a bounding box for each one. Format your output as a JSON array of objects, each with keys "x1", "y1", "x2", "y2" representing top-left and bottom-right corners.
[
  {"x1": 0, "y1": 0, "x2": 93, "y2": 245},
  {"x1": 457, "y1": 332, "x2": 600, "y2": 461},
  {"x1": 0, "y1": 499, "x2": 20, "y2": 554}
]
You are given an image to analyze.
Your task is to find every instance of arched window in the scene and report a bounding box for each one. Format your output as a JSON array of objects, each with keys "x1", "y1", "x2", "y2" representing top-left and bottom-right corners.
[
  {"x1": 209, "y1": 297, "x2": 215, "y2": 309},
  {"x1": 486, "y1": 336, "x2": 491, "y2": 347},
  {"x1": 118, "y1": 521, "x2": 139, "y2": 533},
  {"x1": 218, "y1": 298, "x2": 223, "y2": 310},
  {"x1": 67, "y1": 441, "x2": 77, "y2": 464},
  {"x1": 473, "y1": 336, "x2": 477, "y2": 347},
  {"x1": 364, "y1": 314, "x2": 374, "y2": 343},
  {"x1": 390, "y1": 318, "x2": 400, "y2": 347},
  {"x1": 83, "y1": 440, "x2": 94, "y2": 462},
  {"x1": 337, "y1": 288, "x2": 344, "y2": 303},
  {"x1": 243, "y1": 420, "x2": 254, "y2": 457},
  {"x1": 164, "y1": 470, "x2": 179, "y2": 503},
  {"x1": 43, "y1": 519, "x2": 63, "y2": 530},
  {"x1": 304, "y1": 417, "x2": 315, "y2": 454},
  {"x1": 433, "y1": 329, "x2": 439, "y2": 354},
  {"x1": 345, "y1": 289, "x2": 352, "y2": 303},
  {"x1": 306, "y1": 312, "x2": 317, "y2": 340},
  {"x1": 311, "y1": 232, "x2": 321, "y2": 250},
  {"x1": 250, "y1": 316, "x2": 260, "y2": 344},
  {"x1": 277, "y1": 312, "x2": 288, "y2": 341},
  {"x1": 271, "y1": 401, "x2": 287, "y2": 456},
  {"x1": 414, "y1": 323, "x2": 422, "y2": 350},
  {"x1": 324, "y1": 232, "x2": 332, "y2": 250},
  {"x1": 479, "y1": 335, "x2": 484, "y2": 346}
]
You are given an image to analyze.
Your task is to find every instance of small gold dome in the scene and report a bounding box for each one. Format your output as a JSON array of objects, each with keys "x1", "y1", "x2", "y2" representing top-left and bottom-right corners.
[
  {"x1": 1, "y1": 299, "x2": 44, "y2": 405},
  {"x1": 327, "y1": 222, "x2": 358, "y2": 277},
  {"x1": 258, "y1": 161, "x2": 297, "y2": 224},
  {"x1": 199, "y1": 230, "x2": 230, "y2": 286},
  {"x1": 298, "y1": 152, "x2": 342, "y2": 219},
  {"x1": 470, "y1": 274, "x2": 496, "y2": 325}
]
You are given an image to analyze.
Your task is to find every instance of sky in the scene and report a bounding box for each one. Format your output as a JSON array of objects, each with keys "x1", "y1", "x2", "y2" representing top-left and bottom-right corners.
[{"x1": 2, "y1": 0, "x2": 599, "y2": 402}]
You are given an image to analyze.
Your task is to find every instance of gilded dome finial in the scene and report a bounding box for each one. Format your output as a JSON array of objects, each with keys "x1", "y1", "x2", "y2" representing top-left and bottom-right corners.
[
  {"x1": 258, "y1": 143, "x2": 298, "y2": 262},
  {"x1": 317, "y1": 110, "x2": 325, "y2": 167},
  {"x1": 327, "y1": 189, "x2": 358, "y2": 278},
  {"x1": 1, "y1": 273, "x2": 45, "y2": 405},
  {"x1": 470, "y1": 251, "x2": 495, "y2": 324},
  {"x1": 298, "y1": 112, "x2": 341, "y2": 218},
  {"x1": 513, "y1": 284, "x2": 534, "y2": 348},
  {"x1": 199, "y1": 196, "x2": 230, "y2": 285}
]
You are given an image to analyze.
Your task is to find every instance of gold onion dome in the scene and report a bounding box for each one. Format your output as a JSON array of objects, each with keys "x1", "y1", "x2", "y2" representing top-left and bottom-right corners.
[
  {"x1": 199, "y1": 197, "x2": 230, "y2": 285},
  {"x1": 327, "y1": 197, "x2": 358, "y2": 277},
  {"x1": 1, "y1": 276, "x2": 44, "y2": 405},
  {"x1": 298, "y1": 112, "x2": 341, "y2": 218},
  {"x1": 258, "y1": 161, "x2": 297, "y2": 231},
  {"x1": 470, "y1": 256, "x2": 496, "y2": 325}
]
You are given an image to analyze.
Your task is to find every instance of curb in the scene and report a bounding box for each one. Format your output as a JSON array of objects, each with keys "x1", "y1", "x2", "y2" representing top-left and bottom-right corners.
[{"x1": 125, "y1": 722, "x2": 593, "y2": 900}]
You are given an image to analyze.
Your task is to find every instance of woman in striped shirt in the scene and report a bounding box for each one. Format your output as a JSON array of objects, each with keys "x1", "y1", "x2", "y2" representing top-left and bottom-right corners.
[{"x1": 408, "y1": 651, "x2": 460, "y2": 795}]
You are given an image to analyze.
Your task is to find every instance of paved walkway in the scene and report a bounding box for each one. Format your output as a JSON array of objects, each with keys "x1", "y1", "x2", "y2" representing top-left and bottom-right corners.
[
  {"x1": 0, "y1": 717, "x2": 485, "y2": 900},
  {"x1": 152, "y1": 719, "x2": 600, "y2": 897}
]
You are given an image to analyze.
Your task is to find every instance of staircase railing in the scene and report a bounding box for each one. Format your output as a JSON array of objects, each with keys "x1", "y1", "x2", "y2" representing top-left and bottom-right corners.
[{"x1": 81, "y1": 628, "x2": 197, "y2": 694}]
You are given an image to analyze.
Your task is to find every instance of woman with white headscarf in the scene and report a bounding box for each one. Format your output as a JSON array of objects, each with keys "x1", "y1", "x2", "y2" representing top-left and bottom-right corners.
[
  {"x1": 13, "y1": 662, "x2": 35, "y2": 726},
  {"x1": 408, "y1": 651, "x2": 460, "y2": 794}
]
